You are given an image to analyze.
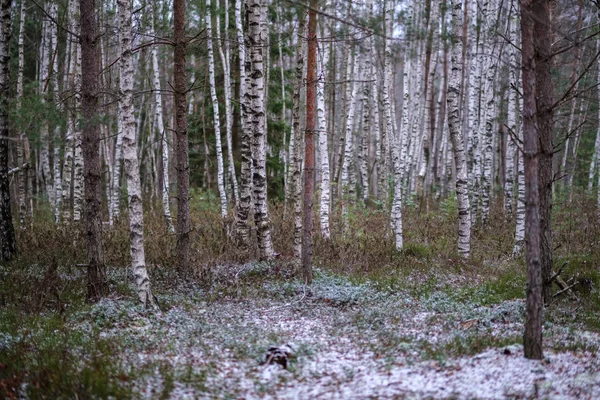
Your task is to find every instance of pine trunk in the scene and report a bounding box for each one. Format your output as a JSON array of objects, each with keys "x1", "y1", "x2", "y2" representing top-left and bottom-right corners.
[{"x1": 81, "y1": 0, "x2": 107, "y2": 300}]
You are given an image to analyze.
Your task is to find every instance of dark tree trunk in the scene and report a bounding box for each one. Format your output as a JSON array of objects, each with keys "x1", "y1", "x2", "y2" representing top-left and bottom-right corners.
[
  {"x1": 174, "y1": 0, "x2": 190, "y2": 271},
  {"x1": 302, "y1": 0, "x2": 317, "y2": 284},
  {"x1": 80, "y1": 0, "x2": 107, "y2": 300},
  {"x1": 533, "y1": 0, "x2": 554, "y2": 304},
  {"x1": 0, "y1": 0, "x2": 16, "y2": 261},
  {"x1": 520, "y1": 0, "x2": 543, "y2": 360}
]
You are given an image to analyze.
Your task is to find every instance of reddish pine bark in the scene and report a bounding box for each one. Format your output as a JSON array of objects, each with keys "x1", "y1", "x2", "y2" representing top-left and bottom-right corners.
[
  {"x1": 174, "y1": 0, "x2": 190, "y2": 271},
  {"x1": 520, "y1": 0, "x2": 543, "y2": 360},
  {"x1": 80, "y1": 0, "x2": 107, "y2": 300},
  {"x1": 302, "y1": 0, "x2": 318, "y2": 284}
]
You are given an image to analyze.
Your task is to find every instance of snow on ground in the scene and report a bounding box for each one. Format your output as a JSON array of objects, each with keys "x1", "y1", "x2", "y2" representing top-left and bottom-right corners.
[{"x1": 65, "y1": 269, "x2": 600, "y2": 399}]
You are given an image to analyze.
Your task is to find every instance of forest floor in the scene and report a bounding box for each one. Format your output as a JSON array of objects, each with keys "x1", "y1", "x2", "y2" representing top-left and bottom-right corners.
[{"x1": 2, "y1": 262, "x2": 600, "y2": 399}]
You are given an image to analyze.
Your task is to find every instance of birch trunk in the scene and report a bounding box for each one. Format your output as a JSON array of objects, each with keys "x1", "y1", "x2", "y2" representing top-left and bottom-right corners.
[
  {"x1": 250, "y1": 0, "x2": 274, "y2": 260},
  {"x1": 505, "y1": 11, "x2": 518, "y2": 217},
  {"x1": 341, "y1": 48, "x2": 359, "y2": 230},
  {"x1": 215, "y1": 0, "x2": 239, "y2": 204},
  {"x1": 467, "y1": 0, "x2": 482, "y2": 223},
  {"x1": 110, "y1": 99, "x2": 123, "y2": 224},
  {"x1": 16, "y1": 0, "x2": 27, "y2": 226},
  {"x1": 40, "y1": 14, "x2": 53, "y2": 204},
  {"x1": 73, "y1": 32, "x2": 83, "y2": 223},
  {"x1": 590, "y1": 39, "x2": 600, "y2": 194},
  {"x1": 49, "y1": 2, "x2": 63, "y2": 223},
  {"x1": 206, "y1": 0, "x2": 228, "y2": 217},
  {"x1": 118, "y1": 0, "x2": 154, "y2": 306},
  {"x1": 480, "y1": 0, "x2": 499, "y2": 227},
  {"x1": 150, "y1": 14, "x2": 174, "y2": 232},
  {"x1": 235, "y1": 0, "x2": 254, "y2": 246},
  {"x1": 0, "y1": 0, "x2": 16, "y2": 260},
  {"x1": 448, "y1": 0, "x2": 471, "y2": 258},
  {"x1": 317, "y1": 2, "x2": 331, "y2": 239},
  {"x1": 383, "y1": 1, "x2": 402, "y2": 249},
  {"x1": 291, "y1": 16, "x2": 306, "y2": 261}
]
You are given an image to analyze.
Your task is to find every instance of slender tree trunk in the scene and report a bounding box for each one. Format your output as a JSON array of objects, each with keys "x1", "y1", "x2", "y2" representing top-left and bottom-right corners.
[
  {"x1": 16, "y1": 0, "x2": 27, "y2": 226},
  {"x1": 290, "y1": 16, "x2": 306, "y2": 261},
  {"x1": 206, "y1": 0, "x2": 228, "y2": 217},
  {"x1": 118, "y1": 0, "x2": 155, "y2": 306},
  {"x1": 317, "y1": 0, "x2": 331, "y2": 239},
  {"x1": 0, "y1": 0, "x2": 16, "y2": 260},
  {"x1": 49, "y1": 2, "x2": 63, "y2": 223},
  {"x1": 302, "y1": 0, "x2": 317, "y2": 284},
  {"x1": 250, "y1": 0, "x2": 274, "y2": 260},
  {"x1": 341, "y1": 48, "x2": 359, "y2": 230},
  {"x1": 480, "y1": 0, "x2": 499, "y2": 227},
  {"x1": 174, "y1": 0, "x2": 190, "y2": 271},
  {"x1": 382, "y1": 2, "x2": 402, "y2": 249},
  {"x1": 533, "y1": 0, "x2": 554, "y2": 304},
  {"x1": 448, "y1": 0, "x2": 471, "y2": 258},
  {"x1": 520, "y1": 0, "x2": 543, "y2": 360},
  {"x1": 235, "y1": 11, "x2": 253, "y2": 247},
  {"x1": 73, "y1": 33, "x2": 84, "y2": 223},
  {"x1": 81, "y1": 0, "x2": 107, "y2": 300},
  {"x1": 110, "y1": 100, "x2": 124, "y2": 224},
  {"x1": 590, "y1": 39, "x2": 600, "y2": 195},
  {"x1": 150, "y1": 13, "x2": 174, "y2": 232},
  {"x1": 505, "y1": 10, "x2": 519, "y2": 217},
  {"x1": 215, "y1": 0, "x2": 239, "y2": 205}
]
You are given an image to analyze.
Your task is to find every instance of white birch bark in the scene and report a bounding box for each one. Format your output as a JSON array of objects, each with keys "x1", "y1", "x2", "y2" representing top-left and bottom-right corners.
[
  {"x1": 383, "y1": 1, "x2": 402, "y2": 249},
  {"x1": 72, "y1": 27, "x2": 83, "y2": 223},
  {"x1": 235, "y1": 0, "x2": 246, "y2": 133},
  {"x1": 150, "y1": 15, "x2": 174, "y2": 232},
  {"x1": 341, "y1": 48, "x2": 359, "y2": 229},
  {"x1": 291, "y1": 17, "x2": 306, "y2": 260},
  {"x1": 467, "y1": 0, "x2": 482, "y2": 222},
  {"x1": 16, "y1": 0, "x2": 27, "y2": 225},
  {"x1": 448, "y1": 0, "x2": 471, "y2": 257},
  {"x1": 39, "y1": 14, "x2": 52, "y2": 204},
  {"x1": 318, "y1": 1, "x2": 331, "y2": 239},
  {"x1": 589, "y1": 40, "x2": 600, "y2": 192},
  {"x1": 504, "y1": 11, "x2": 518, "y2": 216},
  {"x1": 215, "y1": 0, "x2": 239, "y2": 204},
  {"x1": 118, "y1": 0, "x2": 154, "y2": 307},
  {"x1": 250, "y1": 0, "x2": 274, "y2": 259},
  {"x1": 513, "y1": 107, "x2": 525, "y2": 256},
  {"x1": 49, "y1": 2, "x2": 62, "y2": 222},
  {"x1": 418, "y1": 0, "x2": 440, "y2": 196},
  {"x1": 480, "y1": 0, "x2": 499, "y2": 227},
  {"x1": 206, "y1": 0, "x2": 228, "y2": 217},
  {"x1": 110, "y1": 95, "x2": 124, "y2": 225},
  {"x1": 62, "y1": 0, "x2": 79, "y2": 223}
]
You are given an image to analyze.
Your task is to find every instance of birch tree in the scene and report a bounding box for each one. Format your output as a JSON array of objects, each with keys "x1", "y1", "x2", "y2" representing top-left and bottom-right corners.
[
  {"x1": 250, "y1": 0, "x2": 274, "y2": 260},
  {"x1": 448, "y1": 0, "x2": 471, "y2": 258},
  {"x1": 206, "y1": 0, "x2": 228, "y2": 217},
  {"x1": 16, "y1": 0, "x2": 27, "y2": 226},
  {"x1": 118, "y1": 0, "x2": 155, "y2": 306},
  {"x1": 0, "y1": 0, "x2": 16, "y2": 260},
  {"x1": 317, "y1": 1, "x2": 331, "y2": 239},
  {"x1": 150, "y1": 10, "x2": 173, "y2": 232},
  {"x1": 215, "y1": 0, "x2": 239, "y2": 205},
  {"x1": 382, "y1": 0, "x2": 402, "y2": 249}
]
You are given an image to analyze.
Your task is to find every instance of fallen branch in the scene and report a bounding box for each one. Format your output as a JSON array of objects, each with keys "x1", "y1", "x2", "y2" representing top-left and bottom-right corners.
[{"x1": 553, "y1": 281, "x2": 580, "y2": 299}]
